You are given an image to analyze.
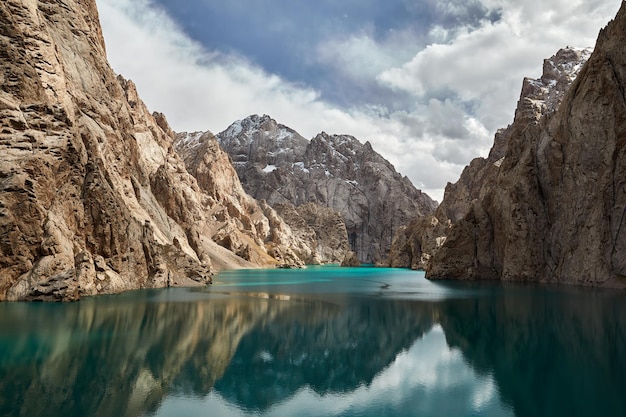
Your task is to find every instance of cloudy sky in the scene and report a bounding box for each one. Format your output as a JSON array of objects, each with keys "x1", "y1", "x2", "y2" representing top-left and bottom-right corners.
[{"x1": 95, "y1": 0, "x2": 619, "y2": 201}]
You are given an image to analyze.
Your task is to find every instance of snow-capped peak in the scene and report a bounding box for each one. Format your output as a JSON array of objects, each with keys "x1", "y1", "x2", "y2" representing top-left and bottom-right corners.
[{"x1": 518, "y1": 46, "x2": 593, "y2": 120}]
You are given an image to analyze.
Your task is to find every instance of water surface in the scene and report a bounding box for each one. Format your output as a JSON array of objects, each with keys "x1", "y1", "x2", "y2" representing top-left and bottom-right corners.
[{"x1": 0, "y1": 266, "x2": 625, "y2": 417}]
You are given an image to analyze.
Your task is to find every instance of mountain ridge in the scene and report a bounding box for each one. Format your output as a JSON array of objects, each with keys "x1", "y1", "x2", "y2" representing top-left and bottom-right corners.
[
  {"x1": 0, "y1": 0, "x2": 335, "y2": 301},
  {"x1": 177, "y1": 114, "x2": 438, "y2": 263},
  {"x1": 389, "y1": 2, "x2": 626, "y2": 287}
]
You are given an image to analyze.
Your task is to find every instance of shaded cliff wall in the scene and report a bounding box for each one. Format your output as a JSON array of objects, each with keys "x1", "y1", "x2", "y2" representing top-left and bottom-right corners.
[
  {"x1": 0, "y1": 0, "x2": 294, "y2": 300},
  {"x1": 388, "y1": 4, "x2": 626, "y2": 287}
]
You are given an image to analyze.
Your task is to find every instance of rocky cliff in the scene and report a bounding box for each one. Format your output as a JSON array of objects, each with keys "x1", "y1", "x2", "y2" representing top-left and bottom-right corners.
[
  {"x1": 174, "y1": 131, "x2": 350, "y2": 265},
  {"x1": 0, "y1": 0, "x2": 309, "y2": 301},
  {"x1": 388, "y1": 46, "x2": 592, "y2": 271},
  {"x1": 201, "y1": 114, "x2": 437, "y2": 263},
  {"x1": 390, "y1": 2, "x2": 626, "y2": 287},
  {"x1": 272, "y1": 202, "x2": 350, "y2": 264}
]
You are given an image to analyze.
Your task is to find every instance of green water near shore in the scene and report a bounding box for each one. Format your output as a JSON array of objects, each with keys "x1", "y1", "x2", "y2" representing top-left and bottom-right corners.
[{"x1": 0, "y1": 266, "x2": 625, "y2": 416}]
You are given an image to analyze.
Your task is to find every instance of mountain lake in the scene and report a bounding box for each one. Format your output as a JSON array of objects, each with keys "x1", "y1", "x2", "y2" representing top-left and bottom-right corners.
[{"x1": 0, "y1": 265, "x2": 625, "y2": 417}]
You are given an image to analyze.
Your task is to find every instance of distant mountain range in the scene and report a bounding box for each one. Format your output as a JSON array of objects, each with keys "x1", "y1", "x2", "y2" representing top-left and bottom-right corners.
[{"x1": 177, "y1": 114, "x2": 437, "y2": 263}]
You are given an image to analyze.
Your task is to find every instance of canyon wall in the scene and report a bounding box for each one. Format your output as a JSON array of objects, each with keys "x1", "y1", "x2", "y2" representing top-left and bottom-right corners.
[
  {"x1": 390, "y1": 2, "x2": 626, "y2": 287},
  {"x1": 0, "y1": 0, "x2": 311, "y2": 300},
  {"x1": 200, "y1": 115, "x2": 437, "y2": 263}
]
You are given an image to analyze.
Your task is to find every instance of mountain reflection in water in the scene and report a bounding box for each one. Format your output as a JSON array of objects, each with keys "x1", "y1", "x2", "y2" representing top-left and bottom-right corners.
[{"x1": 0, "y1": 267, "x2": 624, "y2": 417}]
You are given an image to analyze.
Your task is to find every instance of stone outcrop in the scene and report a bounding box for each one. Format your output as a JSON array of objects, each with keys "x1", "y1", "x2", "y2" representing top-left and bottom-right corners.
[
  {"x1": 0, "y1": 0, "x2": 219, "y2": 300},
  {"x1": 0, "y1": 0, "x2": 309, "y2": 301},
  {"x1": 272, "y1": 202, "x2": 350, "y2": 264},
  {"x1": 206, "y1": 114, "x2": 437, "y2": 263},
  {"x1": 390, "y1": 3, "x2": 626, "y2": 287},
  {"x1": 173, "y1": 131, "x2": 309, "y2": 269},
  {"x1": 174, "y1": 131, "x2": 350, "y2": 266},
  {"x1": 341, "y1": 251, "x2": 361, "y2": 267}
]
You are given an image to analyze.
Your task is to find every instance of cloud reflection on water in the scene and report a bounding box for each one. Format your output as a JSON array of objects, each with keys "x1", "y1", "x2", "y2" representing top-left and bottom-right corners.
[
  {"x1": 0, "y1": 268, "x2": 625, "y2": 417},
  {"x1": 161, "y1": 325, "x2": 511, "y2": 417}
]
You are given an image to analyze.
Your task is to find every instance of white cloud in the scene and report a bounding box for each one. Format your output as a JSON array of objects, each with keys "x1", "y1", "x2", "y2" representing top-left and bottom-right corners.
[
  {"x1": 378, "y1": 0, "x2": 620, "y2": 133},
  {"x1": 95, "y1": 0, "x2": 619, "y2": 203},
  {"x1": 96, "y1": 0, "x2": 323, "y2": 133},
  {"x1": 95, "y1": 0, "x2": 460, "y2": 200},
  {"x1": 316, "y1": 29, "x2": 420, "y2": 81}
]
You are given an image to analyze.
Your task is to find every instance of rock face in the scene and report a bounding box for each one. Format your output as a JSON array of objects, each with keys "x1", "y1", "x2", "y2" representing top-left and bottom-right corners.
[
  {"x1": 391, "y1": 3, "x2": 626, "y2": 287},
  {"x1": 272, "y1": 203, "x2": 350, "y2": 264},
  {"x1": 210, "y1": 114, "x2": 437, "y2": 263},
  {"x1": 174, "y1": 132, "x2": 350, "y2": 266},
  {"x1": 0, "y1": 0, "x2": 305, "y2": 301},
  {"x1": 173, "y1": 131, "x2": 312, "y2": 269}
]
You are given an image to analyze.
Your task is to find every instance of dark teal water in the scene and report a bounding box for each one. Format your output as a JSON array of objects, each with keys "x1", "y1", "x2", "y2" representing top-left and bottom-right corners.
[{"x1": 0, "y1": 266, "x2": 625, "y2": 417}]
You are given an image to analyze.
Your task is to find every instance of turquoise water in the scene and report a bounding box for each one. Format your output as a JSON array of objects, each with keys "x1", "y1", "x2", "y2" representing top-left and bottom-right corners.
[{"x1": 0, "y1": 266, "x2": 625, "y2": 417}]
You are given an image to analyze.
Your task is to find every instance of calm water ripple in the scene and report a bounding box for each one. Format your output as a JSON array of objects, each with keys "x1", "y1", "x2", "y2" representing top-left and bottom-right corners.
[{"x1": 0, "y1": 266, "x2": 624, "y2": 417}]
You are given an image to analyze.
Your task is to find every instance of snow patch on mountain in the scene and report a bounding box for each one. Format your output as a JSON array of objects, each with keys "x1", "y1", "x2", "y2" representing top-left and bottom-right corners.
[
  {"x1": 225, "y1": 119, "x2": 243, "y2": 137},
  {"x1": 293, "y1": 162, "x2": 310, "y2": 173},
  {"x1": 518, "y1": 47, "x2": 592, "y2": 119},
  {"x1": 213, "y1": 114, "x2": 438, "y2": 263},
  {"x1": 176, "y1": 131, "x2": 204, "y2": 150}
]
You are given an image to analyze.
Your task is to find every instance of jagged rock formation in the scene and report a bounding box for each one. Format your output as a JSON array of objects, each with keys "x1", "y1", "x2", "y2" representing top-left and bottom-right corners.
[
  {"x1": 341, "y1": 251, "x2": 361, "y2": 267},
  {"x1": 0, "y1": 0, "x2": 308, "y2": 301},
  {"x1": 390, "y1": 3, "x2": 626, "y2": 287},
  {"x1": 172, "y1": 131, "x2": 310, "y2": 269},
  {"x1": 272, "y1": 202, "x2": 350, "y2": 264},
  {"x1": 206, "y1": 114, "x2": 437, "y2": 263},
  {"x1": 174, "y1": 132, "x2": 349, "y2": 265},
  {"x1": 388, "y1": 46, "x2": 594, "y2": 272}
]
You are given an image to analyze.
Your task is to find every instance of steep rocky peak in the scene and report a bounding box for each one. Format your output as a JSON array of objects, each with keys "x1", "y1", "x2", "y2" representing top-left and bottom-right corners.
[
  {"x1": 174, "y1": 131, "x2": 217, "y2": 161},
  {"x1": 214, "y1": 114, "x2": 308, "y2": 168},
  {"x1": 223, "y1": 114, "x2": 275, "y2": 139},
  {"x1": 153, "y1": 111, "x2": 176, "y2": 138},
  {"x1": 541, "y1": 47, "x2": 591, "y2": 84},
  {"x1": 68, "y1": 0, "x2": 107, "y2": 51},
  {"x1": 390, "y1": 2, "x2": 626, "y2": 286},
  {"x1": 219, "y1": 114, "x2": 304, "y2": 147},
  {"x1": 596, "y1": 2, "x2": 626, "y2": 47},
  {"x1": 0, "y1": 0, "x2": 233, "y2": 300},
  {"x1": 306, "y1": 133, "x2": 361, "y2": 176},
  {"x1": 309, "y1": 132, "x2": 367, "y2": 166},
  {"x1": 209, "y1": 113, "x2": 437, "y2": 262},
  {"x1": 516, "y1": 46, "x2": 591, "y2": 122},
  {"x1": 591, "y1": 1, "x2": 626, "y2": 91},
  {"x1": 314, "y1": 132, "x2": 360, "y2": 148}
]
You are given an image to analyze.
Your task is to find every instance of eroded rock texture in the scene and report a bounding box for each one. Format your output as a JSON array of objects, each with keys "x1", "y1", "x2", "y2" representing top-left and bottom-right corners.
[
  {"x1": 390, "y1": 3, "x2": 626, "y2": 287},
  {"x1": 273, "y1": 202, "x2": 350, "y2": 264},
  {"x1": 175, "y1": 131, "x2": 350, "y2": 266},
  {"x1": 184, "y1": 115, "x2": 437, "y2": 263},
  {"x1": 0, "y1": 0, "x2": 302, "y2": 300}
]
